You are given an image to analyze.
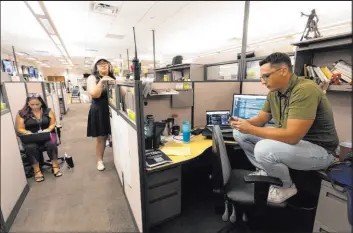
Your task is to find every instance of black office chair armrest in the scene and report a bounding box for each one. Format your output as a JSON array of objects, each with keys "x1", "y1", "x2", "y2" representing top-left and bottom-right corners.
[{"x1": 244, "y1": 175, "x2": 283, "y2": 187}]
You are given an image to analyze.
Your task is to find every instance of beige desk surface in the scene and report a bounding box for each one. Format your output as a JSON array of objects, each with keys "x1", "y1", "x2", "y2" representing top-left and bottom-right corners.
[{"x1": 146, "y1": 134, "x2": 236, "y2": 171}]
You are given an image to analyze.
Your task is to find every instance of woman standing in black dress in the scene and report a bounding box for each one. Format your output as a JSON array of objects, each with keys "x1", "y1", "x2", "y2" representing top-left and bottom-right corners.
[{"x1": 87, "y1": 57, "x2": 115, "y2": 171}]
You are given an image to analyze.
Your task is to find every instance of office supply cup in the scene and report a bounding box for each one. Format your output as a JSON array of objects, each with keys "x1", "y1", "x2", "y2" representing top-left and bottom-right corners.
[{"x1": 172, "y1": 125, "x2": 180, "y2": 136}]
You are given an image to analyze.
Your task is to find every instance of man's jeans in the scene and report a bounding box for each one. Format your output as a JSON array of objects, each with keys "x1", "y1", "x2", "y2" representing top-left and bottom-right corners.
[{"x1": 233, "y1": 130, "x2": 335, "y2": 188}]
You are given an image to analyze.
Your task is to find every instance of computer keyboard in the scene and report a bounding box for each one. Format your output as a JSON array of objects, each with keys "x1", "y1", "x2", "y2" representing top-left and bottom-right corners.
[{"x1": 220, "y1": 128, "x2": 233, "y2": 133}]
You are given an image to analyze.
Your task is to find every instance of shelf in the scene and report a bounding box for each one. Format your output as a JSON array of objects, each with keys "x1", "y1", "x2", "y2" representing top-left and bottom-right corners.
[
  {"x1": 292, "y1": 33, "x2": 352, "y2": 52},
  {"x1": 148, "y1": 89, "x2": 179, "y2": 97},
  {"x1": 327, "y1": 84, "x2": 352, "y2": 92},
  {"x1": 154, "y1": 63, "x2": 193, "y2": 72}
]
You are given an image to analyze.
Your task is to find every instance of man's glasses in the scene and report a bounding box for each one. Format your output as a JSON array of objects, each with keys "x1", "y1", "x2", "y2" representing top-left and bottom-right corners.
[
  {"x1": 27, "y1": 93, "x2": 40, "y2": 98},
  {"x1": 260, "y1": 68, "x2": 282, "y2": 81}
]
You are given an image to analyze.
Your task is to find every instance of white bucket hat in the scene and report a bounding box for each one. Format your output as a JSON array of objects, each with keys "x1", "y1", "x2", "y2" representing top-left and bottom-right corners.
[{"x1": 91, "y1": 56, "x2": 110, "y2": 73}]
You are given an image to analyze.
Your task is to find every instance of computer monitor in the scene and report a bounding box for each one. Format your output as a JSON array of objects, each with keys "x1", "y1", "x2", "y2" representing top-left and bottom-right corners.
[
  {"x1": 28, "y1": 66, "x2": 35, "y2": 77},
  {"x1": 206, "y1": 110, "x2": 230, "y2": 126},
  {"x1": 232, "y1": 94, "x2": 274, "y2": 124},
  {"x1": 2, "y1": 59, "x2": 15, "y2": 75},
  {"x1": 33, "y1": 68, "x2": 39, "y2": 78}
]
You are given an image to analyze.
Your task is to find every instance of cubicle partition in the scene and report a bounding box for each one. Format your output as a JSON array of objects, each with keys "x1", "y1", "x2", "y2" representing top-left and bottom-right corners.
[
  {"x1": 55, "y1": 82, "x2": 69, "y2": 114},
  {"x1": 107, "y1": 80, "x2": 147, "y2": 233},
  {"x1": 25, "y1": 82, "x2": 46, "y2": 102},
  {"x1": 0, "y1": 82, "x2": 29, "y2": 232},
  {"x1": 241, "y1": 81, "x2": 268, "y2": 95},
  {"x1": 47, "y1": 82, "x2": 62, "y2": 124},
  {"x1": 144, "y1": 82, "x2": 192, "y2": 127},
  {"x1": 193, "y1": 81, "x2": 241, "y2": 127},
  {"x1": 2, "y1": 82, "x2": 28, "y2": 123}
]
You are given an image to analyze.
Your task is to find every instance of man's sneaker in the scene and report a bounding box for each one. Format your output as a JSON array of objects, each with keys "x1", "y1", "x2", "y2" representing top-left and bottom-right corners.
[
  {"x1": 97, "y1": 161, "x2": 105, "y2": 171},
  {"x1": 267, "y1": 184, "x2": 297, "y2": 204},
  {"x1": 249, "y1": 169, "x2": 267, "y2": 176}
]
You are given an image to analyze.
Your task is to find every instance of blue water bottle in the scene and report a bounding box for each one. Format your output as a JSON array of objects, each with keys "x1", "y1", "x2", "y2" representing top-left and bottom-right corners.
[{"x1": 182, "y1": 118, "x2": 191, "y2": 144}]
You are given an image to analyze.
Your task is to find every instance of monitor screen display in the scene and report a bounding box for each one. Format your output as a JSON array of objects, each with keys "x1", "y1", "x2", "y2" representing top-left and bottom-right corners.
[
  {"x1": 28, "y1": 67, "x2": 35, "y2": 77},
  {"x1": 33, "y1": 68, "x2": 39, "y2": 78},
  {"x1": 2, "y1": 60, "x2": 14, "y2": 74},
  {"x1": 232, "y1": 95, "x2": 274, "y2": 124},
  {"x1": 206, "y1": 111, "x2": 230, "y2": 126}
]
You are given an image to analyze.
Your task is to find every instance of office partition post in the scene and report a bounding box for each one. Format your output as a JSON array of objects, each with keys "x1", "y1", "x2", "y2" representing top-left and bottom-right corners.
[
  {"x1": 41, "y1": 82, "x2": 48, "y2": 104},
  {"x1": 12, "y1": 46, "x2": 20, "y2": 76},
  {"x1": 127, "y1": 49, "x2": 130, "y2": 72},
  {"x1": 152, "y1": 30, "x2": 156, "y2": 69},
  {"x1": 135, "y1": 80, "x2": 148, "y2": 233},
  {"x1": 238, "y1": 1, "x2": 250, "y2": 81}
]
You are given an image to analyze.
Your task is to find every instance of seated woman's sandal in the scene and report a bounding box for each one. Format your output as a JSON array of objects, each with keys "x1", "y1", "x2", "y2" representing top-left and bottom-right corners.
[
  {"x1": 34, "y1": 171, "x2": 45, "y2": 182},
  {"x1": 52, "y1": 167, "x2": 62, "y2": 177}
]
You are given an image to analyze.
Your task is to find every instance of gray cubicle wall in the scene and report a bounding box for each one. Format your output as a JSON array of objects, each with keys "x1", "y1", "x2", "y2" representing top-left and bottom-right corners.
[
  {"x1": 143, "y1": 83, "x2": 193, "y2": 128},
  {"x1": 107, "y1": 81, "x2": 147, "y2": 233},
  {"x1": 193, "y1": 81, "x2": 241, "y2": 127},
  {"x1": 0, "y1": 84, "x2": 29, "y2": 232},
  {"x1": 3, "y1": 82, "x2": 28, "y2": 123},
  {"x1": 25, "y1": 82, "x2": 46, "y2": 102}
]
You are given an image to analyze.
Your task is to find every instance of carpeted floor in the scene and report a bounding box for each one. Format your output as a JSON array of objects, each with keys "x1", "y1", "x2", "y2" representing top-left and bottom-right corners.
[{"x1": 10, "y1": 103, "x2": 137, "y2": 232}]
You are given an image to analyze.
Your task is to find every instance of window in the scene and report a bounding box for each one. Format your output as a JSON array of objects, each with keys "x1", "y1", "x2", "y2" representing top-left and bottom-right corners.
[{"x1": 207, "y1": 62, "x2": 239, "y2": 80}]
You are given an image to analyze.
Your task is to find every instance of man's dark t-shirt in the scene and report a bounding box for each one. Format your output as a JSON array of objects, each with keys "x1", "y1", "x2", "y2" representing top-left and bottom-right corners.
[{"x1": 262, "y1": 74, "x2": 339, "y2": 154}]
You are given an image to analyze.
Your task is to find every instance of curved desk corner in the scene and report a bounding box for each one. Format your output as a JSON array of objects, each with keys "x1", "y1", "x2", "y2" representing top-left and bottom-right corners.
[{"x1": 146, "y1": 134, "x2": 237, "y2": 172}]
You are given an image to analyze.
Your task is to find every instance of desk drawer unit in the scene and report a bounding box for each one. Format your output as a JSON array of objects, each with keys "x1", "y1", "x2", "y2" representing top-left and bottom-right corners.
[
  {"x1": 147, "y1": 166, "x2": 181, "y2": 226},
  {"x1": 314, "y1": 180, "x2": 351, "y2": 232}
]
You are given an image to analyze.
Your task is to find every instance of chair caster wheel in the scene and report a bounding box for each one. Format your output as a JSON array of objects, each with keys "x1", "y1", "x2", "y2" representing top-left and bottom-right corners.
[
  {"x1": 230, "y1": 205, "x2": 236, "y2": 223},
  {"x1": 242, "y1": 213, "x2": 248, "y2": 222}
]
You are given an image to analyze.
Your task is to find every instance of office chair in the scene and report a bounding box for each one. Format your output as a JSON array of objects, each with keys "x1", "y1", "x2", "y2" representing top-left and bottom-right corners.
[{"x1": 210, "y1": 125, "x2": 287, "y2": 232}]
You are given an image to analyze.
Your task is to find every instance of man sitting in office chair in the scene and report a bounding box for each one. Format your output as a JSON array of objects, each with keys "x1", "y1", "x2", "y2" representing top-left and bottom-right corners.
[{"x1": 230, "y1": 52, "x2": 338, "y2": 204}]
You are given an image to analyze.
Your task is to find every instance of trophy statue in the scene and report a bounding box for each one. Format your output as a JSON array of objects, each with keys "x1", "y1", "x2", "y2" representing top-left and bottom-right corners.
[{"x1": 300, "y1": 9, "x2": 322, "y2": 41}]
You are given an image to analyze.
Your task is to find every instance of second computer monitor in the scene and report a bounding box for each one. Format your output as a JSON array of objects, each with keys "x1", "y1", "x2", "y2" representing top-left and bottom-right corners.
[
  {"x1": 206, "y1": 111, "x2": 230, "y2": 126},
  {"x1": 232, "y1": 94, "x2": 274, "y2": 124}
]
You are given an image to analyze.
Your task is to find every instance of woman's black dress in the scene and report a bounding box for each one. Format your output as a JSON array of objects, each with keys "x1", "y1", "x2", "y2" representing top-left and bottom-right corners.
[{"x1": 87, "y1": 75, "x2": 111, "y2": 137}]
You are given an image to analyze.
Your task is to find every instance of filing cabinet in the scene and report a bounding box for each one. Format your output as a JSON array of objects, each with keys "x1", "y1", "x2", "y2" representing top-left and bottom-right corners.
[{"x1": 313, "y1": 180, "x2": 352, "y2": 232}]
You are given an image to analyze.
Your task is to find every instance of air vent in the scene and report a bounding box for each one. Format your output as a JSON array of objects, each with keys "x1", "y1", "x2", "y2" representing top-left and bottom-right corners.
[
  {"x1": 106, "y1": 34, "x2": 125, "y2": 40},
  {"x1": 86, "y1": 48, "x2": 98, "y2": 52},
  {"x1": 89, "y1": 2, "x2": 119, "y2": 16},
  {"x1": 34, "y1": 50, "x2": 49, "y2": 54}
]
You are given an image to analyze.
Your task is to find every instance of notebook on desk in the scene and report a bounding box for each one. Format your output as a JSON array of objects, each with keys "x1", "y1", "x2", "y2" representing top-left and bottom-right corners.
[{"x1": 145, "y1": 149, "x2": 172, "y2": 168}]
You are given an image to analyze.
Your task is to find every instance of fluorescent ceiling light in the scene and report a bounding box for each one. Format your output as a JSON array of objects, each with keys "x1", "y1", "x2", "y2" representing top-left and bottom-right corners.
[
  {"x1": 58, "y1": 59, "x2": 66, "y2": 62},
  {"x1": 15, "y1": 52, "x2": 26, "y2": 56},
  {"x1": 39, "y1": 18, "x2": 55, "y2": 35},
  {"x1": 25, "y1": 1, "x2": 45, "y2": 16},
  {"x1": 50, "y1": 35, "x2": 61, "y2": 45},
  {"x1": 27, "y1": 57, "x2": 37, "y2": 61}
]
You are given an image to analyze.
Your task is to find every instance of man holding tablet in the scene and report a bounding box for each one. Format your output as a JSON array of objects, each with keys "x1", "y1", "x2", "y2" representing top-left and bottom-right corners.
[{"x1": 230, "y1": 52, "x2": 338, "y2": 204}]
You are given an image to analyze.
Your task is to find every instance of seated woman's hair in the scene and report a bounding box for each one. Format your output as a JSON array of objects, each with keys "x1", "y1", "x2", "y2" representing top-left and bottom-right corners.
[{"x1": 20, "y1": 93, "x2": 48, "y2": 116}]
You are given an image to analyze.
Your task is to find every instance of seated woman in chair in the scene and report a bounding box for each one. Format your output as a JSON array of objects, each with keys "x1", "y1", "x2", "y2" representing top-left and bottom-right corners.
[{"x1": 16, "y1": 93, "x2": 62, "y2": 182}]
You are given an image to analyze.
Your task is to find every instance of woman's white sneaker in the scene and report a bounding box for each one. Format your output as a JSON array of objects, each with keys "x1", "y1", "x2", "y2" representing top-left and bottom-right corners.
[{"x1": 97, "y1": 161, "x2": 105, "y2": 171}]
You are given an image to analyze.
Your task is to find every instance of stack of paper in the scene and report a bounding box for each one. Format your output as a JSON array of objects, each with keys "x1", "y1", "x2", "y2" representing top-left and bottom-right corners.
[
  {"x1": 331, "y1": 60, "x2": 352, "y2": 84},
  {"x1": 161, "y1": 147, "x2": 192, "y2": 156}
]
